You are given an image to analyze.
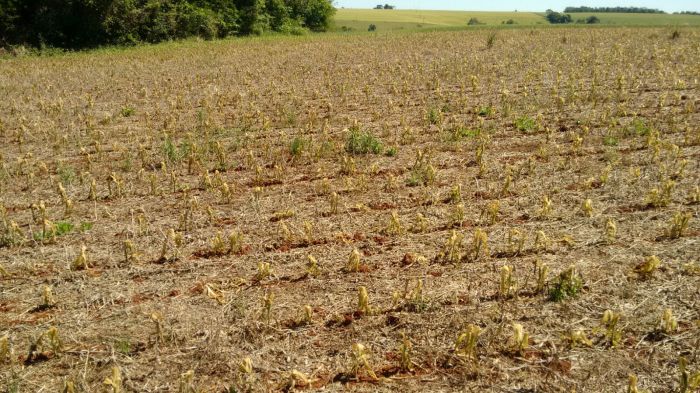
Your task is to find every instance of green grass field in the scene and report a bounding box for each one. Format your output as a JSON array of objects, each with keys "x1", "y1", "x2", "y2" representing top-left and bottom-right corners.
[{"x1": 333, "y1": 9, "x2": 700, "y2": 31}]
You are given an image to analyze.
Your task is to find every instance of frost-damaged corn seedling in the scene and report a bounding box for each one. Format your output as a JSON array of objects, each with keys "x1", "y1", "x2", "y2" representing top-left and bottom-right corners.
[
  {"x1": 358, "y1": 286, "x2": 371, "y2": 315},
  {"x1": 228, "y1": 230, "x2": 244, "y2": 254},
  {"x1": 646, "y1": 179, "x2": 675, "y2": 207},
  {"x1": 679, "y1": 356, "x2": 700, "y2": 393},
  {"x1": 511, "y1": 323, "x2": 529, "y2": 355},
  {"x1": 437, "y1": 230, "x2": 464, "y2": 264},
  {"x1": 123, "y1": 240, "x2": 139, "y2": 265},
  {"x1": 151, "y1": 312, "x2": 166, "y2": 344},
  {"x1": 350, "y1": 343, "x2": 378, "y2": 380},
  {"x1": 627, "y1": 374, "x2": 649, "y2": 393},
  {"x1": 103, "y1": 366, "x2": 123, "y2": 393},
  {"x1": 451, "y1": 203, "x2": 465, "y2": 227},
  {"x1": 605, "y1": 219, "x2": 617, "y2": 243},
  {"x1": 71, "y1": 245, "x2": 88, "y2": 270},
  {"x1": 533, "y1": 230, "x2": 549, "y2": 253},
  {"x1": 254, "y1": 262, "x2": 272, "y2": 281},
  {"x1": 399, "y1": 332, "x2": 413, "y2": 372},
  {"x1": 471, "y1": 228, "x2": 489, "y2": 261},
  {"x1": 661, "y1": 308, "x2": 678, "y2": 334},
  {"x1": 565, "y1": 328, "x2": 592, "y2": 348},
  {"x1": 385, "y1": 210, "x2": 404, "y2": 235},
  {"x1": 666, "y1": 211, "x2": 691, "y2": 239},
  {"x1": 507, "y1": 228, "x2": 526, "y2": 256},
  {"x1": 581, "y1": 198, "x2": 593, "y2": 217},
  {"x1": 534, "y1": 260, "x2": 549, "y2": 294},
  {"x1": 178, "y1": 370, "x2": 196, "y2": 393},
  {"x1": 455, "y1": 324, "x2": 481, "y2": 359},
  {"x1": 210, "y1": 232, "x2": 227, "y2": 255},
  {"x1": 0, "y1": 335, "x2": 10, "y2": 363},
  {"x1": 206, "y1": 284, "x2": 225, "y2": 305},
  {"x1": 42, "y1": 285, "x2": 55, "y2": 308},
  {"x1": 499, "y1": 265, "x2": 516, "y2": 299},
  {"x1": 635, "y1": 255, "x2": 660, "y2": 279},
  {"x1": 346, "y1": 248, "x2": 361, "y2": 272},
  {"x1": 286, "y1": 370, "x2": 312, "y2": 389},
  {"x1": 260, "y1": 291, "x2": 274, "y2": 324},
  {"x1": 601, "y1": 310, "x2": 623, "y2": 347},
  {"x1": 539, "y1": 195, "x2": 553, "y2": 217}
]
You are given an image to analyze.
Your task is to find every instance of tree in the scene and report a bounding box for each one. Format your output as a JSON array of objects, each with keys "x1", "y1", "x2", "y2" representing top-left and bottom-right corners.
[{"x1": 545, "y1": 10, "x2": 572, "y2": 24}]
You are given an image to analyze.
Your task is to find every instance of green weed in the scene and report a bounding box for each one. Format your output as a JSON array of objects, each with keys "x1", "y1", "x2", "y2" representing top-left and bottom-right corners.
[
  {"x1": 346, "y1": 127, "x2": 383, "y2": 155},
  {"x1": 515, "y1": 116, "x2": 536, "y2": 133},
  {"x1": 34, "y1": 221, "x2": 73, "y2": 241}
]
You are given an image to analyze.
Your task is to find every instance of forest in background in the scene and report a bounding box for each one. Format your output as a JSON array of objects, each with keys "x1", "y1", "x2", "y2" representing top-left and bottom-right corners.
[{"x1": 0, "y1": 0, "x2": 335, "y2": 49}]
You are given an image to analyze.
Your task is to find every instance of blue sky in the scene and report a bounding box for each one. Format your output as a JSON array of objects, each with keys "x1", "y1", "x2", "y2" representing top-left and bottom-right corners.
[{"x1": 334, "y1": 1, "x2": 699, "y2": 13}]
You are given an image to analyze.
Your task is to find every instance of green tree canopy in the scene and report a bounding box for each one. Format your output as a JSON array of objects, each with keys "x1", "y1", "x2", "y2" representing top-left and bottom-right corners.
[{"x1": 0, "y1": 0, "x2": 335, "y2": 49}]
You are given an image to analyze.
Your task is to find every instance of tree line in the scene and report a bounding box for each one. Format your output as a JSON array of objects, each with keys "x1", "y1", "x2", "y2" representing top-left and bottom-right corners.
[
  {"x1": 0, "y1": 0, "x2": 335, "y2": 49},
  {"x1": 563, "y1": 6, "x2": 665, "y2": 13}
]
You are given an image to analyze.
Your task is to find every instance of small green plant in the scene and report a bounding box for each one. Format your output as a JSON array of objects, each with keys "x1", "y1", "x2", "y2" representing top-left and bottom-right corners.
[
  {"x1": 57, "y1": 164, "x2": 76, "y2": 185},
  {"x1": 384, "y1": 146, "x2": 397, "y2": 156},
  {"x1": 120, "y1": 106, "x2": 135, "y2": 117},
  {"x1": 406, "y1": 149, "x2": 436, "y2": 187},
  {"x1": 345, "y1": 126, "x2": 383, "y2": 155},
  {"x1": 515, "y1": 116, "x2": 536, "y2": 133},
  {"x1": 486, "y1": 31, "x2": 497, "y2": 48},
  {"x1": 34, "y1": 220, "x2": 73, "y2": 241},
  {"x1": 289, "y1": 136, "x2": 307, "y2": 157},
  {"x1": 114, "y1": 339, "x2": 131, "y2": 355},
  {"x1": 603, "y1": 133, "x2": 619, "y2": 146},
  {"x1": 426, "y1": 107, "x2": 442, "y2": 125},
  {"x1": 549, "y1": 265, "x2": 583, "y2": 301},
  {"x1": 477, "y1": 106, "x2": 493, "y2": 117},
  {"x1": 631, "y1": 118, "x2": 651, "y2": 136}
]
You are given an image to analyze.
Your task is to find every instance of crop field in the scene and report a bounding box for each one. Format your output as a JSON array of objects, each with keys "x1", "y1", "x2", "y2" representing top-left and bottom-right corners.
[
  {"x1": 333, "y1": 9, "x2": 700, "y2": 31},
  {"x1": 1, "y1": 26, "x2": 699, "y2": 392}
]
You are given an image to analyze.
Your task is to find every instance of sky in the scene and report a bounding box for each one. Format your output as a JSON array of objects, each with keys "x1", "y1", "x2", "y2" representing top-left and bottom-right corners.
[{"x1": 334, "y1": 1, "x2": 699, "y2": 13}]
